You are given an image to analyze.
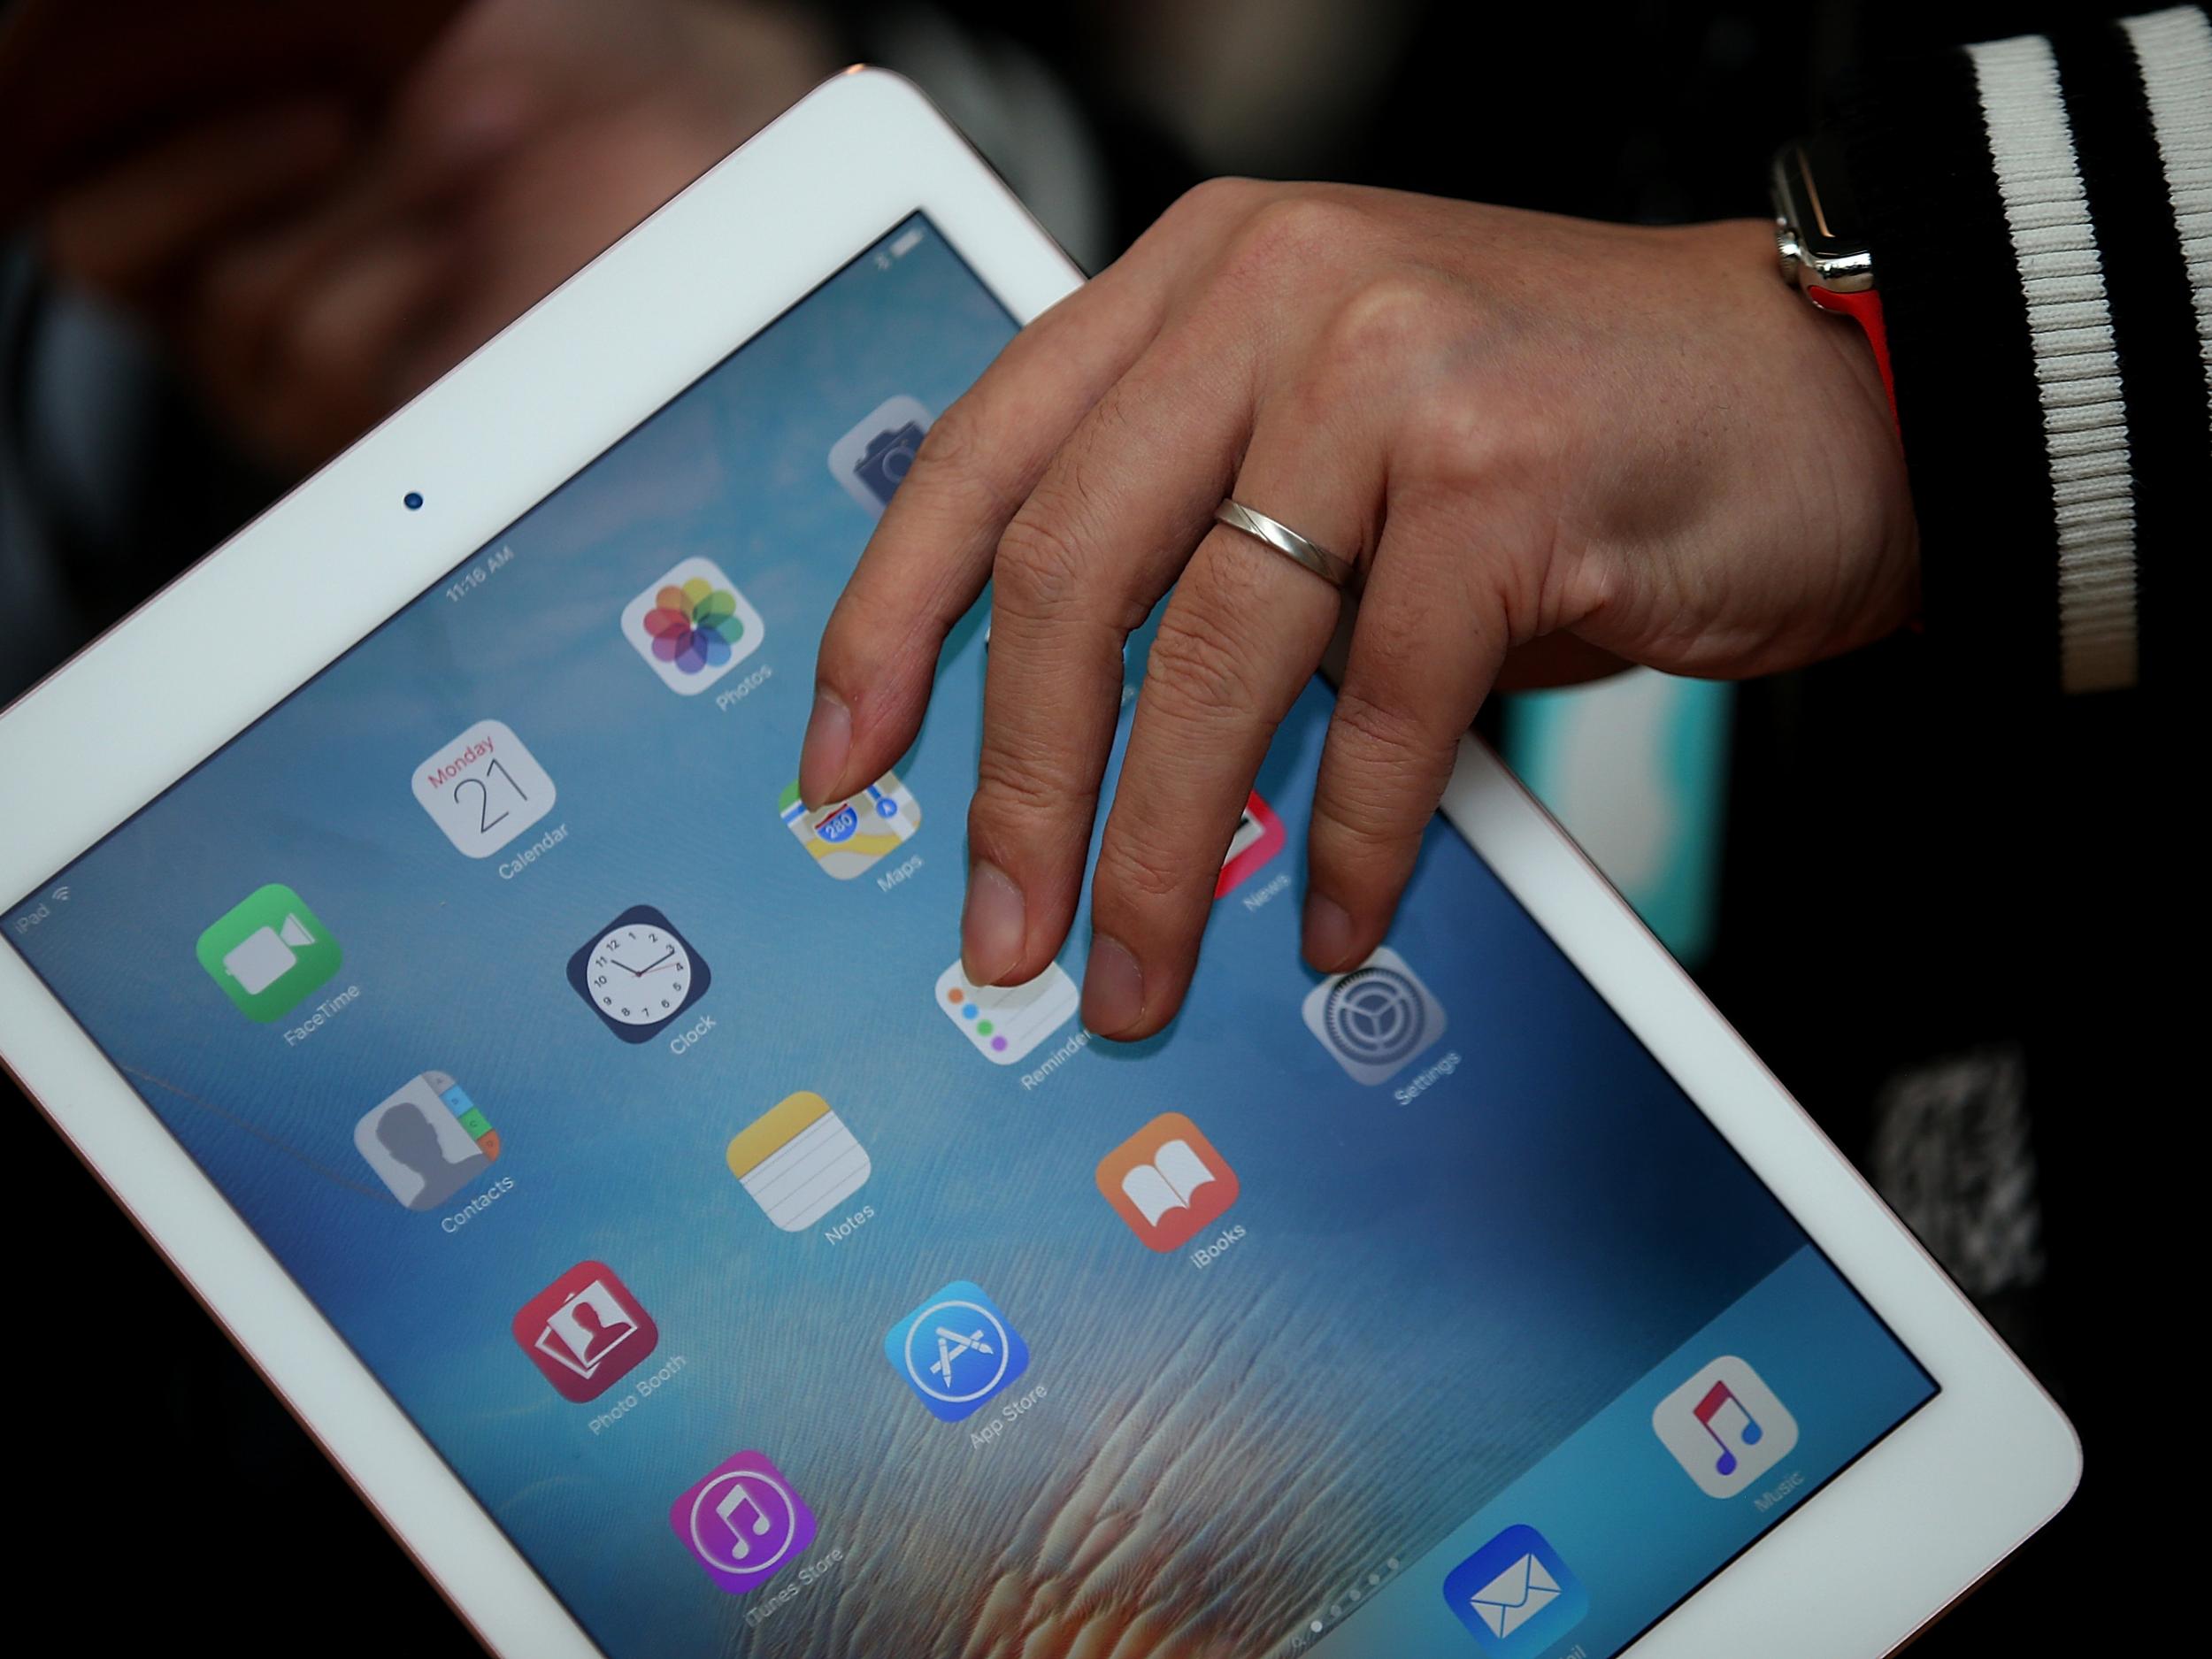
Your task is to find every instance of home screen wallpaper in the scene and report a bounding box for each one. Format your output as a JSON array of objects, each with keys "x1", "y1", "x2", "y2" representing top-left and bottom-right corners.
[{"x1": 12, "y1": 217, "x2": 1933, "y2": 1659}]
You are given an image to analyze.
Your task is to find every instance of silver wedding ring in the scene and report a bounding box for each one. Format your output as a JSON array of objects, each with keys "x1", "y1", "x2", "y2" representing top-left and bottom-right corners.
[{"x1": 1213, "y1": 498, "x2": 1356, "y2": 590}]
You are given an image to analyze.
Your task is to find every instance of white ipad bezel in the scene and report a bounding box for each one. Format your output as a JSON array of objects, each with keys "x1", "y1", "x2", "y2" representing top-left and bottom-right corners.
[{"x1": 0, "y1": 67, "x2": 2075, "y2": 1659}]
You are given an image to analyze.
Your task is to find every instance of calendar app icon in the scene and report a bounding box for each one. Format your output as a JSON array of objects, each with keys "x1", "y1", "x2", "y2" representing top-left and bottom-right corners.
[{"x1": 412, "y1": 719, "x2": 557, "y2": 858}]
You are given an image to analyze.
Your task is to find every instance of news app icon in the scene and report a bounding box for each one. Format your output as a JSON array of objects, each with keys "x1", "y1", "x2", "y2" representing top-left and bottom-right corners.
[
  {"x1": 512, "y1": 1262, "x2": 658, "y2": 1402},
  {"x1": 1302, "y1": 945, "x2": 1448, "y2": 1086},
  {"x1": 669, "y1": 1450, "x2": 817, "y2": 1594},
  {"x1": 1651, "y1": 1355, "x2": 1800, "y2": 1498},
  {"x1": 1442, "y1": 1525, "x2": 1589, "y2": 1654},
  {"x1": 883, "y1": 1279, "x2": 1029, "y2": 1422},
  {"x1": 195, "y1": 883, "x2": 343, "y2": 1022},
  {"x1": 1216, "y1": 791, "x2": 1286, "y2": 897},
  {"x1": 1095, "y1": 1112, "x2": 1240, "y2": 1253},
  {"x1": 355, "y1": 1070, "x2": 499, "y2": 1211},
  {"x1": 829, "y1": 394, "x2": 933, "y2": 514}
]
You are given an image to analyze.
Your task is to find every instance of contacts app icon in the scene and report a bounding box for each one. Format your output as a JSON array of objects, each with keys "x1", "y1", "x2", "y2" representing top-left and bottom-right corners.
[{"x1": 355, "y1": 1071, "x2": 500, "y2": 1212}]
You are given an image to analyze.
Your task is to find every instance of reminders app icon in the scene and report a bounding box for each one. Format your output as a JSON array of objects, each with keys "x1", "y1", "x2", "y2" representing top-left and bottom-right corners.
[{"x1": 935, "y1": 959, "x2": 1079, "y2": 1065}]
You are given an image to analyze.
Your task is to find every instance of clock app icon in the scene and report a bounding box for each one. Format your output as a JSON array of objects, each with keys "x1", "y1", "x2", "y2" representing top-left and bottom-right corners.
[{"x1": 567, "y1": 905, "x2": 711, "y2": 1042}]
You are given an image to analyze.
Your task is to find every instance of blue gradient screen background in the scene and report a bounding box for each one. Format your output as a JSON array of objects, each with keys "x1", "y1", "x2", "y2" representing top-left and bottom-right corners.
[{"x1": 12, "y1": 218, "x2": 1932, "y2": 1658}]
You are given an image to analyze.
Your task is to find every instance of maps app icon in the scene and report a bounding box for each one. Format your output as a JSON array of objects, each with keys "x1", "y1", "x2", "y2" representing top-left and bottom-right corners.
[{"x1": 779, "y1": 771, "x2": 920, "y2": 879}]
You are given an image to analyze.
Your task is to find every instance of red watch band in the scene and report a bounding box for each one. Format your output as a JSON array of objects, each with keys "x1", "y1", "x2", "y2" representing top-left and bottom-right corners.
[{"x1": 1807, "y1": 285, "x2": 1895, "y2": 425}]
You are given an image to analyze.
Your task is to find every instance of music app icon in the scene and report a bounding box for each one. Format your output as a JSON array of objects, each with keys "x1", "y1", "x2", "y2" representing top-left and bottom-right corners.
[
  {"x1": 670, "y1": 1451, "x2": 818, "y2": 1593},
  {"x1": 1651, "y1": 1355, "x2": 1800, "y2": 1498}
]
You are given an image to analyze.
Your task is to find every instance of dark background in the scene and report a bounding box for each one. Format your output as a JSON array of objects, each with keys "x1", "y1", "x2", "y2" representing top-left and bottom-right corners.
[{"x1": 2, "y1": 1, "x2": 2151, "y2": 1652}]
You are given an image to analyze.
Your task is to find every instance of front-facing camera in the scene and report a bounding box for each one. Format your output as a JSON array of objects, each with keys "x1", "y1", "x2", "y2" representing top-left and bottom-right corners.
[{"x1": 403, "y1": 492, "x2": 425, "y2": 511}]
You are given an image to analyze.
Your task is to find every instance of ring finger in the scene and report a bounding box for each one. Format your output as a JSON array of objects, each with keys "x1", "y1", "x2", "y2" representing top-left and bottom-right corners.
[{"x1": 1082, "y1": 420, "x2": 1379, "y2": 1037}]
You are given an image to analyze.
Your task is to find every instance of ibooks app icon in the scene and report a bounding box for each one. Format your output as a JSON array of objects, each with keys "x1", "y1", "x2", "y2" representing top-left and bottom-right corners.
[{"x1": 1095, "y1": 1112, "x2": 1240, "y2": 1253}]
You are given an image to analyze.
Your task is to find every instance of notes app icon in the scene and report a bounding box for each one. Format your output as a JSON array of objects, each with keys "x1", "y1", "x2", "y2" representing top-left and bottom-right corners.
[
  {"x1": 1096, "y1": 1112, "x2": 1240, "y2": 1253},
  {"x1": 1652, "y1": 1355, "x2": 1800, "y2": 1498},
  {"x1": 727, "y1": 1093, "x2": 871, "y2": 1232}
]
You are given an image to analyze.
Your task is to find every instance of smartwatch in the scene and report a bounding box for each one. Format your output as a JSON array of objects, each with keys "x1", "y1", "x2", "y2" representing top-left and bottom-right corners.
[{"x1": 1770, "y1": 134, "x2": 1895, "y2": 419}]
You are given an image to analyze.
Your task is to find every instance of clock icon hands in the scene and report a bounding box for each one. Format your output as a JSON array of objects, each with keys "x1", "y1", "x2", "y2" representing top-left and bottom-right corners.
[{"x1": 569, "y1": 907, "x2": 711, "y2": 1042}]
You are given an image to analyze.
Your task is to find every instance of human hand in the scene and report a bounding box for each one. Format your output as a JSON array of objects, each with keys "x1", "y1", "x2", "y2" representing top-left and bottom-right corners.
[
  {"x1": 34, "y1": 0, "x2": 834, "y2": 470},
  {"x1": 801, "y1": 180, "x2": 1916, "y2": 1039}
]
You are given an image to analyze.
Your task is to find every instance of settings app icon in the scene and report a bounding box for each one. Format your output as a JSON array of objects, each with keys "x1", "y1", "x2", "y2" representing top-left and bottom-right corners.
[{"x1": 1302, "y1": 946, "x2": 1448, "y2": 1085}]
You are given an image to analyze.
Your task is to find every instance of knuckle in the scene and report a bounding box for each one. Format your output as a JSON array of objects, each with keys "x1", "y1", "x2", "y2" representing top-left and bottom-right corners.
[
  {"x1": 1224, "y1": 194, "x2": 1371, "y2": 286},
  {"x1": 992, "y1": 511, "x2": 1094, "y2": 623},
  {"x1": 1143, "y1": 601, "x2": 1268, "y2": 726},
  {"x1": 1317, "y1": 689, "x2": 1452, "y2": 845},
  {"x1": 1166, "y1": 175, "x2": 1267, "y2": 229},
  {"x1": 970, "y1": 748, "x2": 1077, "y2": 840},
  {"x1": 1098, "y1": 818, "x2": 1203, "y2": 908},
  {"x1": 910, "y1": 400, "x2": 1024, "y2": 521},
  {"x1": 1316, "y1": 274, "x2": 1448, "y2": 384}
]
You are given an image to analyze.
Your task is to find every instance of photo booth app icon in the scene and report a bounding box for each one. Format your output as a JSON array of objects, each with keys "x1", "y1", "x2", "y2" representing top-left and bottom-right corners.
[
  {"x1": 356, "y1": 1071, "x2": 500, "y2": 1212},
  {"x1": 512, "y1": 1263, "x2": 658, "y2": 1402},
  {"x1": 195, "y1": 883, "x2": 342, "y2": 1021}
]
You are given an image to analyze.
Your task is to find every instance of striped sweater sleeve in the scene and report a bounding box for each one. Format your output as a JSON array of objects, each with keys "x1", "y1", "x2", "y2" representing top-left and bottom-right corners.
[{"x1": 1833, "y1": 4, "x2": 2209, "y2": 696}]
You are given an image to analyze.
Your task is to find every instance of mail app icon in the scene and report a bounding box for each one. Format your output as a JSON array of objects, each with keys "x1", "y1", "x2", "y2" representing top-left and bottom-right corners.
[{"x1": 1442, "y1": 1525, "x2": 1589, "y2": 1653}]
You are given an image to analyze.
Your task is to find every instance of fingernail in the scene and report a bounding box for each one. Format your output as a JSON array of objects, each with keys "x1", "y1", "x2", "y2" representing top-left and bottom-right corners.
[
  {"x1": 961, "y1": 861, "x2": 1026, "y2": 985},
  {"x1": 1302, "y1": 890, "x2": 1358, "y2": 971},
  {"x1": 1082, "y1": 933, "x2": 1146, "y2": 1037},
  {"x1": 798, "y1": 691, "x2": 851, "y2": 806}
]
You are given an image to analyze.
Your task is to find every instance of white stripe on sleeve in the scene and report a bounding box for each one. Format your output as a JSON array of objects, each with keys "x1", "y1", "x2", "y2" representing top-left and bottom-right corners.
[{"x1": 1969, "y1": 34, "x2": 2140, "y2": 693}]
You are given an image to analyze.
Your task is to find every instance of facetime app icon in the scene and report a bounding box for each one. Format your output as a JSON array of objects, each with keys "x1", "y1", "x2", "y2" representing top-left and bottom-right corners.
[
  {"x1": 195, "y1": 883, "x2": 342, "y2": 1022},
  {"x1": 1096, "y1": 1112, "x2": 1240, "y2": 1253},
  {"x1": 726, "y1": 1092, "x2": 871, "y2": 1232}
]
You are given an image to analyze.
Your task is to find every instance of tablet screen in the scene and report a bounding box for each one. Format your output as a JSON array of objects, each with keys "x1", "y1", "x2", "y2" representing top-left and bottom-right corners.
[{"x1": 9, "y1": 214, "x2": 1934, "y2": 1658}]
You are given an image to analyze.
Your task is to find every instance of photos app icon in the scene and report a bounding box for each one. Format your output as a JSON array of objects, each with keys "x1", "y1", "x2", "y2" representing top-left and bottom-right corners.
[{"x1": 620, "y1": 556, "x2": 764, "y2": 695}]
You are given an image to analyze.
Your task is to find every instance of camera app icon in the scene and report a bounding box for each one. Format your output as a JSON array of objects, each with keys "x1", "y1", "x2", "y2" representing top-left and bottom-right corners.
[{"x1": 829, "y1": 395, "x2": 933, "y2": 513}]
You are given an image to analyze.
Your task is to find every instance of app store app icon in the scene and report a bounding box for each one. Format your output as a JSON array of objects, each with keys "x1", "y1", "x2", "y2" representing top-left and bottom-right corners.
[{"x1": 884, "y1": 1279, "x2": 1029, "y2": 1422}]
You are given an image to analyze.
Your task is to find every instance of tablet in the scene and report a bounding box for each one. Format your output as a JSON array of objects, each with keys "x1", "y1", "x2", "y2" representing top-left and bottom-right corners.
[{"x1": 0, "y1": 69, "x2": 2077, "y2": 1659}]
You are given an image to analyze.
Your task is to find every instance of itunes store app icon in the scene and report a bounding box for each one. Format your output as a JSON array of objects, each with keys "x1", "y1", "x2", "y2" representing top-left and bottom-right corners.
[{"x1": 671, "y1": 1451, "x2": 818, "y2": 1592}]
